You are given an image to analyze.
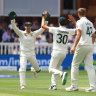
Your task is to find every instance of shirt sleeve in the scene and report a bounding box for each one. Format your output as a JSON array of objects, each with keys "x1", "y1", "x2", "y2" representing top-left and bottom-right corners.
[
  {"x1": 49, "y1": 27, "x2": 56, "y2": 34},
  {"x1": 11, "y1": 19, "x2": 23, "y2": 37},
  {"x1": 68, "y1": 29, "x2": 76, "y2": 36},
  {"x1": 33, "y1": 21, "x2": 48, "y2": 37},
  {"x1": 76, "y1": 20, "x2": 83, "y2": 31},
  {"x1": 33, "y1": 28, "x2": 45, "y2": 37}
]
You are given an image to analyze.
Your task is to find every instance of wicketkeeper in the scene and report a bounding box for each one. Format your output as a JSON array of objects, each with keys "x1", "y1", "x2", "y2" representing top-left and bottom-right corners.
[{"x1": 8, "y1": 11, "x2": 49, "y2": 89}]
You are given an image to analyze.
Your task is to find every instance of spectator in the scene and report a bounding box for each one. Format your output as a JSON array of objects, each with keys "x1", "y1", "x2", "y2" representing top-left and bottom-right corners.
[
  {"x1": 46, "y1": 23, "x2": 54, "y2": 43},
  {"x1": 2, "y1": 28, "x2": 14, "y2": 42},
  {"x1": 32, "y1": 20, "x2": 40, "y2": 31},
  {"x1": 13, "y1": 37, "x2": 20, "y2": 54}
]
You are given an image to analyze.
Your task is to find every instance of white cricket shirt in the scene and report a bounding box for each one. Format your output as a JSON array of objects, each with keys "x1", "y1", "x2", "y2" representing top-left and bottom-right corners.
[
  {"x1": 49, "y1": 26, "x2": 75, "y2": 51},
  {"x1": 76, "y1": 17, "x2": 95, "y2": 45},
  {"x1": 11, "y1": 19, "x2": 44, "y2": 54}
]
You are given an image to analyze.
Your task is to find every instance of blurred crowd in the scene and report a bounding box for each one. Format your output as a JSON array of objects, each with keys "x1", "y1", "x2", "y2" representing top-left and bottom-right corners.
[
  {"x1": 0, "y1": 19, "x2": 54, "y2": 44},
  {"x1": 0, "y1": 18, "x2": 96, "y2": 54}
]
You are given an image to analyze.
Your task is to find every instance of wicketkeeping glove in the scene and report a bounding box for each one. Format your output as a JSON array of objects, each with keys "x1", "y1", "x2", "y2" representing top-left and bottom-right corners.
[
  {"x1": 8, "y1": 11, "x2": 17, "y2": 20},
  {"x1": 42, "y1": 12, "x2": 50, "y2": 21}
]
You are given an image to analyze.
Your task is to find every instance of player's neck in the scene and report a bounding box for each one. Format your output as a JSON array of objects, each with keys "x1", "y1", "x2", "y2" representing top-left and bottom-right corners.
[
  {"x1": 79, "y1": 16, "x2": 86, "y2": 19},
  {"x1": 26, "y1": 30, "x2": 31, "y2": 33}
]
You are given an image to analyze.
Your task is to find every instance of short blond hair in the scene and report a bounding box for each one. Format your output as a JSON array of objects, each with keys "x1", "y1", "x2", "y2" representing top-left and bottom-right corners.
[{"x1": 77, "y1": 8, "x2": 86, "y2": 16}]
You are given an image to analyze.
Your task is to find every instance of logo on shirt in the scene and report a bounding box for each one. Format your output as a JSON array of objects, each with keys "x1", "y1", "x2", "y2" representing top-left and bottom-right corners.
[{"x1": 24, "y1": 33, "x2": 33, "y2": 36}]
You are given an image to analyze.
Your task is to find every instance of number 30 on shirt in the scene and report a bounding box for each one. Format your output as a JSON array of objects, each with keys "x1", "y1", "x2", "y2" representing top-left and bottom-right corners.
[{"x1": 56, "y1": 33, "x2": 68, "y2": 44}]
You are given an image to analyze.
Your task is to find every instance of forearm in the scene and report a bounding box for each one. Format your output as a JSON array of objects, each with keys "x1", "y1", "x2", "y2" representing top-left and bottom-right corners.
[
  {"x1": 73, "y1": 29, "x2": 81, "y2": 48},
  {"x1": 41, "y1": 17, "x2": 49, "y2": 30},
  {"x1": 11, "y1": 19, "x2": 22, "y2": 36},
  {"x1": 73, "y1": 34, "x2": 81, "y2": 48},
  {"x1": 68, "y1": 15, "x2": 76, "y2": 27},
  {"x1": 92, "y1": 33, "x2": 95, "y2": 44},
  {"x1": 41, "y1": 17, "x2": 45, "y2": 27},
  {"x1": 72, "y1": 21, "x2": 76, "y2": 28}
]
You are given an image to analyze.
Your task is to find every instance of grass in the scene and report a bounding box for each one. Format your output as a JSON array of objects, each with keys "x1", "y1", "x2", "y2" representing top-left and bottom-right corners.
[{"x1": 0, "y1": 71, "x2": 96, "y2": 96}]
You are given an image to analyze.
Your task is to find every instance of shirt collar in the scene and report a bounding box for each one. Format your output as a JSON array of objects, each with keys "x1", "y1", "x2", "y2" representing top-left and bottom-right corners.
[
  {"x1": 80, "y1": 17, "x2": 87, "y2": 20},
  {"x1": 59, "y1": 26, "x2": 66, "y2": 28}
]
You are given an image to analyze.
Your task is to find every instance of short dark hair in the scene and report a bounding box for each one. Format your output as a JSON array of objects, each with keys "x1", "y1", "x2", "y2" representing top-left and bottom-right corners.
[
  {"x1": 77, "y1": 8, "x2": 86, "y2": 16},
  {"x1": 58, "y1": 17, "x2": 67, "y2": 26}
]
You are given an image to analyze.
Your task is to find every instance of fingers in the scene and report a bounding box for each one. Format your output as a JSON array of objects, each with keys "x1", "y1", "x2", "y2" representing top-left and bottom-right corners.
[
  {"x1": 43, "y1": 11, "x2": 48, "y2": 16},
  {"x1": 70, "y1": 47, "x2": 75, "y2": 54},
  {"x1": 68, "y1": 15, "x2": 75, "y2": 22},
  {"x1": 70, "y1": 49, "x2": 74, "y2": 54}
]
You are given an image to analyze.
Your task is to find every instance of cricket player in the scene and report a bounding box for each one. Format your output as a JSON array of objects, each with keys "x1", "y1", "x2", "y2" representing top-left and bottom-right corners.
[
  {"x1": 42, "y1": 11, "x2": 76, "y2": 90},
  {"x1": 8, "y1": 11, "x2": 48, "y2": 89},
  {"x1": 66, "y1": 8, "x2": 96, "y2": 92}
]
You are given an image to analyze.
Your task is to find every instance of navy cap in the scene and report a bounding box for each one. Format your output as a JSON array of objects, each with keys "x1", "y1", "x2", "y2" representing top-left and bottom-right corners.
[
  {"x1": 58, "y1": 17, "x2": 67, "y2": 25},
  {"x1": 25, "y1": 22, "x2": 32, "y2": 26}
]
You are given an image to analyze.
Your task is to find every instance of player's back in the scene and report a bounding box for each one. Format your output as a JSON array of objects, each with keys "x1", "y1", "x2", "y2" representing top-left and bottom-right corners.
[
  {"x1": 76, "y1": 17, "x2": 95, "y2": 45},
  {"x1": 49, "y1": 26, "x2": 75, "y2": 51}
]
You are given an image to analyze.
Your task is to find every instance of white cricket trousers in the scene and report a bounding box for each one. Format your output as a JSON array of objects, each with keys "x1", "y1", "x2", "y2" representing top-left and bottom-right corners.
[
  {"x1": 19, "y1": 53, "x2": 40, "y2": 87},
  {"x1": 71, "y1": 45, "x2": 96, "y2": 88},
  {"x1": 49, "y1": 50, "x2": 66, "y2": 85}
]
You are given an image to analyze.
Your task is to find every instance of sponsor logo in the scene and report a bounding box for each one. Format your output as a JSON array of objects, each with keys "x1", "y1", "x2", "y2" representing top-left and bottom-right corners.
[{"x1": 0, "y1": 57, "x2": 50, "y2": 67}]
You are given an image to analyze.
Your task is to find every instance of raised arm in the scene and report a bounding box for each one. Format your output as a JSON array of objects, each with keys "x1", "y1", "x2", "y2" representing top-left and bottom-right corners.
[
  {"x1": 8, "y1": 11, "x2": 22, "y2": 37},
  {"x1": 34, "y1": 11, "x2": 50, "y2": 37},
  {"x1": 68, "y1": 15, "x2": 76, "y2": 27},
  {"x1": 41, "y1": 11, "x2": 50, "y2": 31}
]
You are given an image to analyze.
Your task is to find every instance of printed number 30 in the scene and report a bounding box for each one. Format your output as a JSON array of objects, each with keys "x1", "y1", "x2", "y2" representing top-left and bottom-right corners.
[{"x1": 57, "y1": 34, "x2": 68, "y2": 44}]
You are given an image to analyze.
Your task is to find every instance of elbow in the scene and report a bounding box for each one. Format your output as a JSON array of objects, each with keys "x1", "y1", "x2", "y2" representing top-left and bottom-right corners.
[
  {"x1": 41, "y1": 25, "x2": 45, "y2": 29},
  {"x1": 41, "y1": 25, "x2": 44, "y2": 28},
  {"x1": 41, "y1": 25, "x2": 49, "y2": 30},
  {"x1": 77, "y1": 29, "x2": 82, "y2": 38},
  {"x1": 41, "y1": 25, "x2": 46, "y2": 30},
  {"x1": 77, "y1": 34, "x2": 81, "y2": 40}
]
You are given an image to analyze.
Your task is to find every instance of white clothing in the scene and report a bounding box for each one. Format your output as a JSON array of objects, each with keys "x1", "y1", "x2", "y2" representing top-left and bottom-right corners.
[
  {"x1": 49, "y1": 26, "x2": 75, "y2": 51},
  {"x1": 71, "y1": 17, "x2": 96, "y2": 89},
  {"x1": 11, "y1": 19, "x2": 45, "y2": 87},
  {"x1": 71, "y1": 45, "x2": 96, "y2": 88},
  {"x1": 48, "y1": 26, "x2": 75, "y2": 85},
  {"x1": 76, "y1": 17, "x2": 95, "y2": 45},
  {"x1": 11, "y1": 19, "x2": 45, "y2": 53}
]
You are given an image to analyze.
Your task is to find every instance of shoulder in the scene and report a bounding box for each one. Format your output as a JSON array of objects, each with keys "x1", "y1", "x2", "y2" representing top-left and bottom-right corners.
[
  {"x1": 89, "y1": 20, "x2": 94, "y2": 26},
  {"x1": 77, "y1": 19, "x2": 83, "y2": 24},
  {"x1": 49, "y1": 27, "x2": 58, "y2": 32},
  {"x1": 49, "y1": 27, "x2": 57, "y2": 30},
  {"x1": 66, "y1": 28, "x2": 76, "y2": 31}
]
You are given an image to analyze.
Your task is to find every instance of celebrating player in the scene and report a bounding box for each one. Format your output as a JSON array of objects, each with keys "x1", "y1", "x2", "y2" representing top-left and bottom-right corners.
[
  {"x1": 42, "y1": 11, "x2": 76, "y2": 90},
  {"x1": 66, "y1": 8, "x2": 96, "y2": 92},
  {"x1": 8, "y1": 11, "x2": 48, "y2": 89}
]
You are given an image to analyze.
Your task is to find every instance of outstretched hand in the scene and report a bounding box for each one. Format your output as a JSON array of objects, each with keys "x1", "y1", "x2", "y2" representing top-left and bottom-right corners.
[
  {"x1": 68, "y1": 15, "x2": 76, "y2": 27},
  {"x1": 8, "y1": 11, "x2": 17, "y2": 20},
  {"x1": 68, "y1": 15, "x2": 76, "y2": 22},
  {"x1": 42, "y1": 11, "x2": 50, "y2": 21}
]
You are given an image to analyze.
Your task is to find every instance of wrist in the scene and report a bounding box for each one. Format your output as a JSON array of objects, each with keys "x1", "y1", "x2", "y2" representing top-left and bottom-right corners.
[{"x1": 73, "y1": 45, "x2": 76, "y2": 49}]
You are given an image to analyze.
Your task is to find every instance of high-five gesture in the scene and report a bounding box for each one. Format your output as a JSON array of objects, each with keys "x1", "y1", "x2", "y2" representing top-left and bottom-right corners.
[
  {"x1": 8, "y1": 11, "x2": 17, "y2": 20},
  {"x1": 42, "y1": 11, "x2": 50, "y2": 21}
]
